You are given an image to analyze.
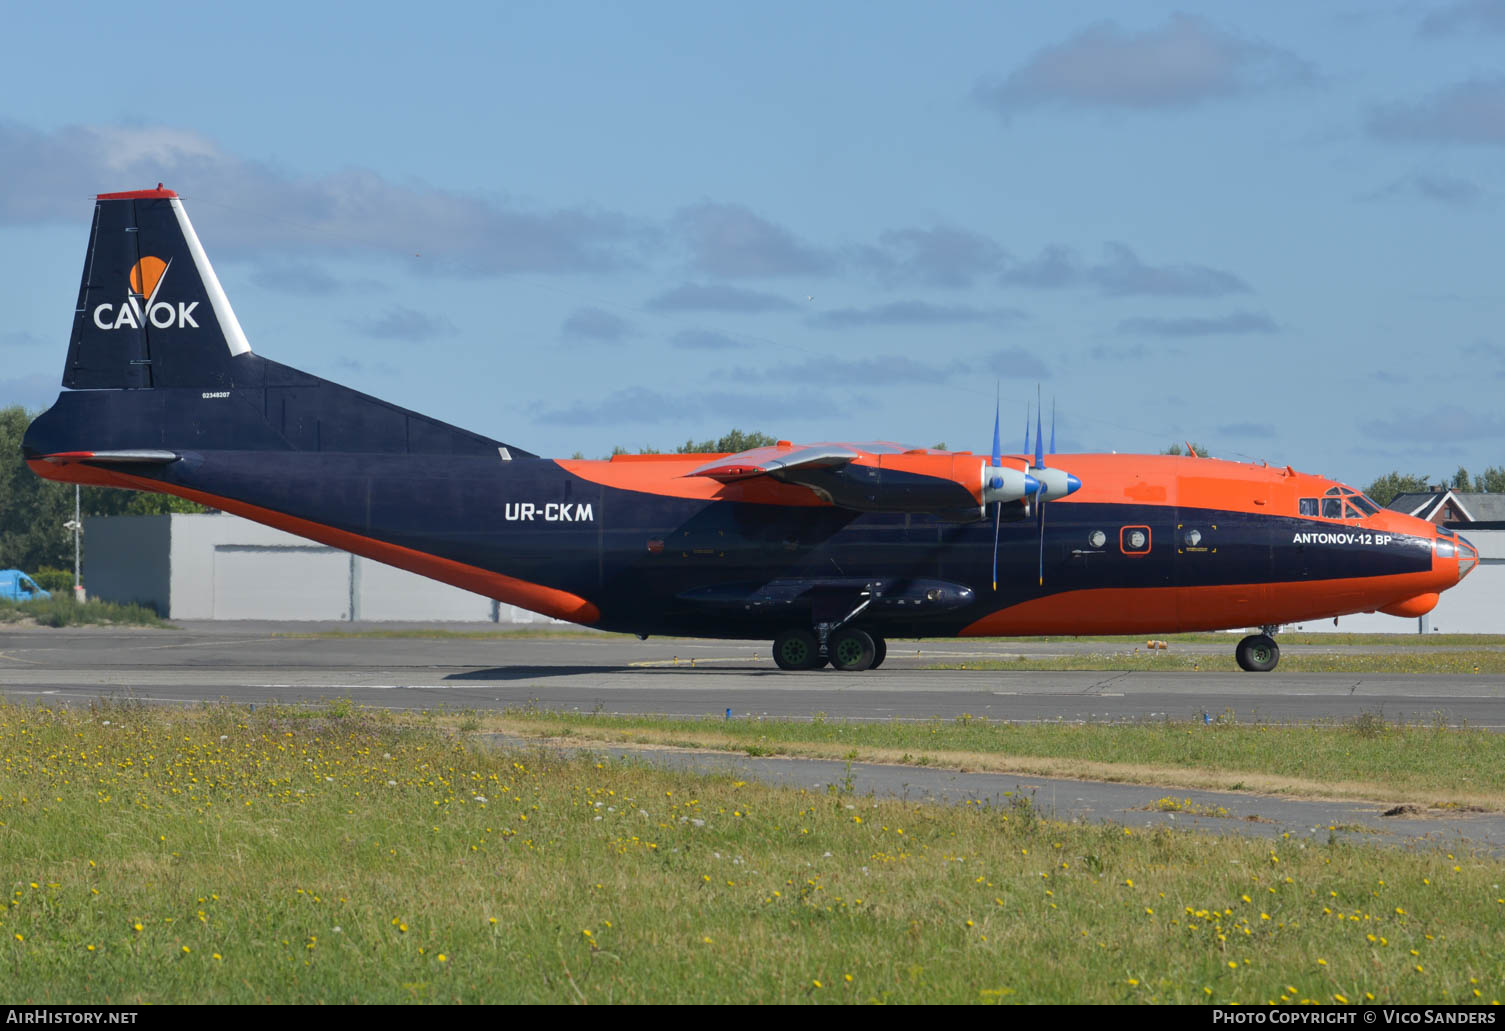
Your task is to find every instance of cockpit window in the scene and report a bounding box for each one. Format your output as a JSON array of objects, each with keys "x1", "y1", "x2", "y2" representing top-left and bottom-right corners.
[
  {"x1": 1324, "y1": 486, "x2": 1343, "y2": 497},
  {"x1": 1322, "y1": 498, "x2": 1344, "y2": 519},
  {"x1": 1347, "y1": 494, "x2": 1380, "y2": 517},
  {"x1": 1299, "y1": 498, "x2": 1318, "y2": 517}
]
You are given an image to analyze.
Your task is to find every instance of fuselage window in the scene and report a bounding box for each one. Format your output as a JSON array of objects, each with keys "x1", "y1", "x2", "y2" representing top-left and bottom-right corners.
[{"x1": 1299, "y1": 498, "x2": 1318, "y2": 516}]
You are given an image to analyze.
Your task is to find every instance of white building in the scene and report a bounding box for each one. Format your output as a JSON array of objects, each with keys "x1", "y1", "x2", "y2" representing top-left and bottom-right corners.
[{"x1": 83, "y1": 512, "x2": 560, "y2": 623}]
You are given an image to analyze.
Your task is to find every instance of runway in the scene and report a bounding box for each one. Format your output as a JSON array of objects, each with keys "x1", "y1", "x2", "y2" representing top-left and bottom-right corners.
[
  {"x1": 1, "y1": 622, "x2": 1502, "y2": 727},
  {"x1": 4, "y1": 621, "x2": 1503, "y2": 853}
]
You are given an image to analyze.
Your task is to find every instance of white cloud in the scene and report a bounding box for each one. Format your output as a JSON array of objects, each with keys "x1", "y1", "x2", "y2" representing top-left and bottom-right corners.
[
  {"x1": 1369, "y1": 78, "x2": 1505, "y2": 146},
  {"x1": 975, "y1": 14, "x2": 1313, "y2": 118},
  {"x1": 0, "y1": 122, "x2": 645, "y2": 275}
]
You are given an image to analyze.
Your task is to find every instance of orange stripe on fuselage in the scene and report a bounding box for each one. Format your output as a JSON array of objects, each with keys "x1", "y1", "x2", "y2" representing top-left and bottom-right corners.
[
  {"x1": 27, "y1": 459, "x2": 600, "y2": 625},
  {"x1": 960, "y1": 573, "x2": 1444, "y2": 637}
]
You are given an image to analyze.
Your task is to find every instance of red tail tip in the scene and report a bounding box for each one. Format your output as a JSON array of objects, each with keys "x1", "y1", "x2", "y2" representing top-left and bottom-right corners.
[{"x1": 96, "y1": 186, "x2": 179, "y2": 200}]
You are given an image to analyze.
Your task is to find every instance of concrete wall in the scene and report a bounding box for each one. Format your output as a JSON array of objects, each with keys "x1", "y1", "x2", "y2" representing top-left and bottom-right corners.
[
  {"x1": 84, "y1": 512, "x2": 559, "y2": 623},
  {"x1": 83, "y1": 515, "x2": 171, "y2": 614}
]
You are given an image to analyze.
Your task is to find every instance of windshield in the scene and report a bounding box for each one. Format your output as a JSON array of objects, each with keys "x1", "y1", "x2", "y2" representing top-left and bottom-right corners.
[{"x1": 1302, "y1": 485, "x2": 1381, "y2": 520}]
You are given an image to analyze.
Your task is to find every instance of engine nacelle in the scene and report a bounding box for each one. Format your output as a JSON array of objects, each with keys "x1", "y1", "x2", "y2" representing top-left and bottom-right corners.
[
  {"x1": 1028, "y1": 466, "x2": 1082, "y2": 499},
  {"x1": 981, "y1": 464, "x2": 1040, "y2": 504}
]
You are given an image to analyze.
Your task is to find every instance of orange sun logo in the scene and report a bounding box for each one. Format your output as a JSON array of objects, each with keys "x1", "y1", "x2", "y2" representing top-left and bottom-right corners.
[{"x1": 129, "y1": 256, "x2": 168, "y2": 299}]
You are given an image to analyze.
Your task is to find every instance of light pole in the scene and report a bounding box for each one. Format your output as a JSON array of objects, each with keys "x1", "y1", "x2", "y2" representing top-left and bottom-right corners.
[{"x1": 62, "y1": 484, "x2": 83, "y2": 602}]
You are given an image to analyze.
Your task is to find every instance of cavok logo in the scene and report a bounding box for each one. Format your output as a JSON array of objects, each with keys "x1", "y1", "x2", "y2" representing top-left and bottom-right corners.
[{"x1": 91, "y1": 256, "x2": 200, "y2": 331}]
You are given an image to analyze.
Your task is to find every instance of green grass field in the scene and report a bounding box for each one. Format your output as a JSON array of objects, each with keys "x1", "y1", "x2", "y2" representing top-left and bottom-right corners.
[
  {"x1": 1, "y1": 701, "x2": 1501, "y2": 1004},
  {"x1": 492, "y1": 709, "x2": 1505, "y2": 810}
]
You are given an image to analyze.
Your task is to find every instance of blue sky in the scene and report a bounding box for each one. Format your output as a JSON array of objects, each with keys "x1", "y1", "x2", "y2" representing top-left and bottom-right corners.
[{"x1": 4, "y1": 1, "x2": 1505, "y2": 484}]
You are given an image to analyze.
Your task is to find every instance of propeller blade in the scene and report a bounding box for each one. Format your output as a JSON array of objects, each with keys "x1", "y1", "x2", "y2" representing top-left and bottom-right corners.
[
  {"x1": 1022, "y1": 403, "x2": 1030, "y2": 455},
  {"x1": 991, "y1": 384, "x2": 1003, "y2": 591},
  {"x1": 1050, "y1": 399, "x2": 1056, "y2": 456},
  {"x1": 1033, "y1": 386, "x2": 1044, "y2": 470},
  {"x1": 1038, "y1": 494, "x2": 1047, "y2": 587},
  {"x1": 992, "y1": 502, "x2": 1001, "y2": 592},
  {"x1": 991, "y1": 389, "x2": 1001, "y2": 469}
]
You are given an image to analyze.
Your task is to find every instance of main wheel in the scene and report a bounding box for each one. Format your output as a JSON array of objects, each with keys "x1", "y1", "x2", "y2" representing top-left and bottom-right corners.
[
  {"x1": 870, "y1": 635, "x2": 887, "y2": 670},
  {"x1": 773, "y1": 629, "x2": 824, "y2": 670},
  {"x1": 829, "y1": 627, "x2": 877, "y2": 672},
  {"x1": 1235, "y1": 634, "x2": 1280, "y2": 673}
]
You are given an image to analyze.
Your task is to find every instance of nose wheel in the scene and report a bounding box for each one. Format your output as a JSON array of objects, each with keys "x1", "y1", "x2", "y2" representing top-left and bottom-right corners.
[{"x1": 1235, "y1": 633, "x2": 1280, "y2": 673}]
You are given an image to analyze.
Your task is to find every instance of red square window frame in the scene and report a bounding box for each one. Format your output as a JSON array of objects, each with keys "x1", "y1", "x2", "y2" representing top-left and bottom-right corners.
[{"x1": 1120, "y1": 525, "x2": 1151, "y2": 556}]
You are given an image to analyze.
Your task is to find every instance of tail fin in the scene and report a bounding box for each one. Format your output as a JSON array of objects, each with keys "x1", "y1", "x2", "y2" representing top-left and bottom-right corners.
[
  {"x1": 26, "y1": 187, "x2": 533, "y2": 461},
  {"x1": 67, "y1": 186, "x2": 249, "y2": 389}
]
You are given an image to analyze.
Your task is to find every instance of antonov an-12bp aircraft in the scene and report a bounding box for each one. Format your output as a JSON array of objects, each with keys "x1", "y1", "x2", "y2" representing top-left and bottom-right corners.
[{"x1": 22, "y1": 188, "x2": 1478, "y2": 671}]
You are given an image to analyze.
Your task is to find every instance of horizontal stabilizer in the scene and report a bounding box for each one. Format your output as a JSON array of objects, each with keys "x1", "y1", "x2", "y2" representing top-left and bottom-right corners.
[{"x1": 41, "y1": 449, "x2": 180, "y2": 465}]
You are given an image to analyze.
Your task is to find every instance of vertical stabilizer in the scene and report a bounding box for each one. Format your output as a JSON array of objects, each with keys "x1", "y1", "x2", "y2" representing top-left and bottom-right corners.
[
  {"x1": 66, "y1": 186, "x2": 250, "y2": 390},
  {"x1": 28, "y1": 186, "x2": 534, "y2": 461}
]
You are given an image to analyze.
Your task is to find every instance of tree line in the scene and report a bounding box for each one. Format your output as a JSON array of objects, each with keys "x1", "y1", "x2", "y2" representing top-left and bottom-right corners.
[
  {"x1": 0, "y1": 407, "x2": 205, "y2": 576},
  {"x1": 573, "y1": 429, "x2": 780, "y2": 461},
  {"x1": 1158, "y1": 445, "x2": 1504, "y2": 508}
]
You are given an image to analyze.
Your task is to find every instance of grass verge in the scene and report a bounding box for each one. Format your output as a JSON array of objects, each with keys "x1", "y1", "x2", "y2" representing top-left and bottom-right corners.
[
  {"x1": 930, "y1": 650, "x2": 1505, "y2": 674},
  {"x1": 0, "y1": 700, "x2": 1500, "y2": 1004},
  {"x1": 999, "y1": 633, "x2": 1505, "y2": 648},
  {"x1": 489, "y1": 709, "x2": 1505, "y2": 811},
  {"x1": 0, "y1": 597, "x2": 170, "y2": 629}
]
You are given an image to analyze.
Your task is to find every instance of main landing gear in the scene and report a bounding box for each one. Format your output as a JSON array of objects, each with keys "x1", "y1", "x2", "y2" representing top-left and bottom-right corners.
[
  {"x1": 771, "y1": 627, "x2": 888, "y2": 672},
  {"x1": 1234, "y1": 627, "x2": 1281, "y2": 673}
]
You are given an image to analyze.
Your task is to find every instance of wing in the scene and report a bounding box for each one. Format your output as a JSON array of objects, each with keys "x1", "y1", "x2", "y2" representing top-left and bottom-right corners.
[
  {"x1": 689, "y1": 442, "x2": 1038, "y2": 516},
  {"x1": 689, "y1": 443, "x2": 859, "y2": 482}
]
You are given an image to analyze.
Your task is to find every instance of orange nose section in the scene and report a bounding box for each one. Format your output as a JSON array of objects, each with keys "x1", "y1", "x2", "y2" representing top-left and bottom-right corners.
[
  {"x1": 1428, "y1": 527, "x2": 1481, "y2": 587},
  {"x1": 1380, "y1": 592, "x2": 1439, "y2": 618}
]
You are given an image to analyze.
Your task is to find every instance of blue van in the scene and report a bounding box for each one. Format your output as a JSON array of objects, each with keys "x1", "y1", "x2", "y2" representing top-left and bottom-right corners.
[{"x1": 0, "y1": 571, "x2": 51, "y2": 603}]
